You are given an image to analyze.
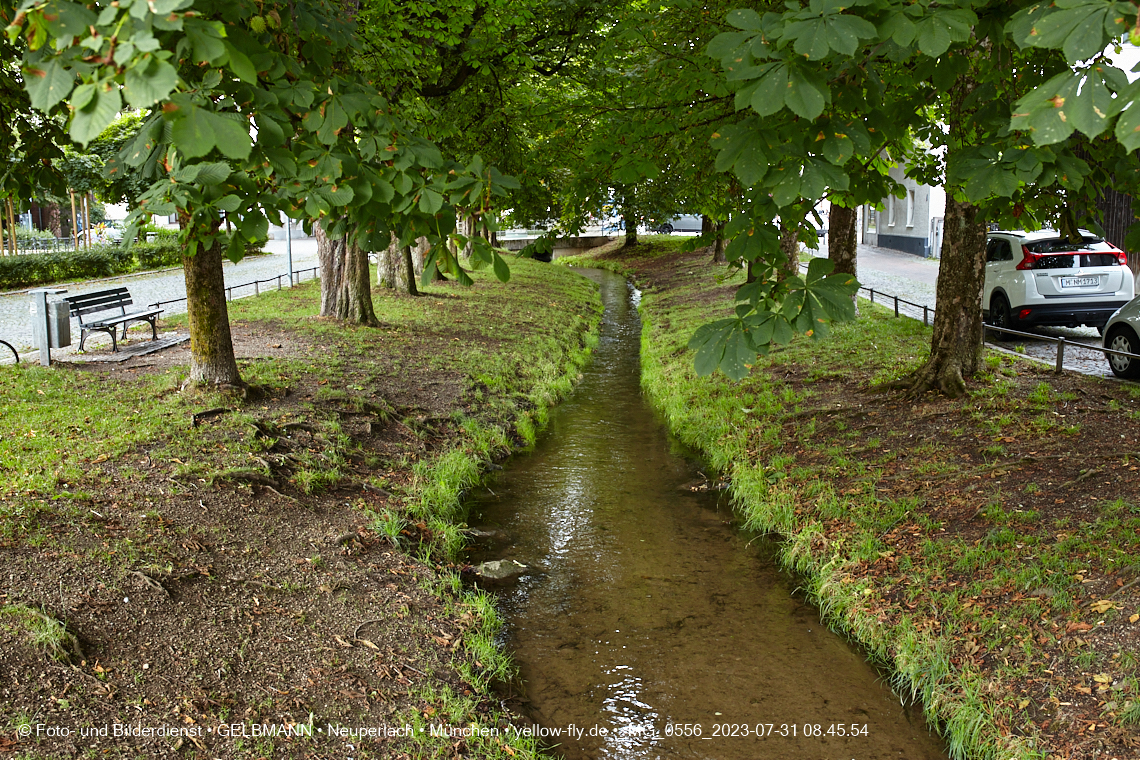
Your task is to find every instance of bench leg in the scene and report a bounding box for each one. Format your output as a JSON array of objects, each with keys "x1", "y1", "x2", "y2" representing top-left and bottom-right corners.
[
  {"x1": 149, "y1": 318, "x2": 158, "y2": 341},
  {"x1": 109, "y1": 329, "x2": 118, "y2": 352},
  {"x1": 78, "y1": 329, "x2": 88, "y2": 352}
]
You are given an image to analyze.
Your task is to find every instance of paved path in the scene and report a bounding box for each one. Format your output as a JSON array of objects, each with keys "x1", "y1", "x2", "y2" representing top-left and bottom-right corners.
[
  {"x1": 806, "y1": 242, "x2": 1117, "y2": 378},
  {"x1": 0, "y1": 238, "x2": 318, "y2": 354}
]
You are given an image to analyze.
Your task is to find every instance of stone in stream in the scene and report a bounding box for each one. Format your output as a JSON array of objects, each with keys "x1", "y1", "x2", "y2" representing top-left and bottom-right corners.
[{"x1": 473, "y1": 559, "x2": 528, "y2": 580}]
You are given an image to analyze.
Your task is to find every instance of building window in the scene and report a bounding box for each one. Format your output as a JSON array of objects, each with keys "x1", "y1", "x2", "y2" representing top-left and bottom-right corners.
[
  {"x1": 906, "y1": 189, "x2": 915, "y2": 228},
  {"x1": 865, "y1": 205, "x2": 876, "y2": 232},
  {"x1": 887, "y1": 196, "x2": 895, "y2": 227}
]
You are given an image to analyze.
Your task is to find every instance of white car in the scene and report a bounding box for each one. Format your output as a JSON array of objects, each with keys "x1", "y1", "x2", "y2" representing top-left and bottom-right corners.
[
  {"x1": 1103, "y1": 296, "x2": 1140, "y2": 379},
  {"x1": 983, "y1": 230, "x2": 1134, "y2": 338}
]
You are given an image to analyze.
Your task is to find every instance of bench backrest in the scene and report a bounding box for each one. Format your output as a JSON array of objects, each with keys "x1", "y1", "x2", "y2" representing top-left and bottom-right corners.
[{"x1": 65, "y1": 288, "x2": 133, "y2": 320}]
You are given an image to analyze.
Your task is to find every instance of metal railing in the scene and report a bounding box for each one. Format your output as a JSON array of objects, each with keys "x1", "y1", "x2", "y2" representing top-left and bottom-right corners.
[
  {"x1": 849, "y1": 276, "x2": 1140, "y2": 377},
  {"x1": 148, "y1": 266, "x2": 320, "y2": 310},
  {"x1": 982, "y1": 322, "x2": 1140, "y2": 375}
]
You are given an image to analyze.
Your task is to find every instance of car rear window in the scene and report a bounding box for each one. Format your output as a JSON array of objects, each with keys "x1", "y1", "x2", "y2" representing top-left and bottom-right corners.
[{"x1": 1024, "y1": 236, "x2": 1113, "y2": 253}]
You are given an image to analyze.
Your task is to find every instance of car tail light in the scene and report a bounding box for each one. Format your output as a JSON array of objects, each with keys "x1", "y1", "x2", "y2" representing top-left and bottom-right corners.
[
  {"x1": 1016, "y1": 246, "x2": 1036, "y2": 270},
  {"x1": 1018, "y1": 308, "x2": 1032, "y2": 320},
  {"x1": 1110, "y1": 245, "x2": 1127, "y2": 266}
]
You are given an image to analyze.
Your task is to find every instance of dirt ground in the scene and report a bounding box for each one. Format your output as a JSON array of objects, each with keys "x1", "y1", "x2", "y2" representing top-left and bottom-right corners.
[{"x1": 0, "y1": 269, "x2": 597, "y2": 760}]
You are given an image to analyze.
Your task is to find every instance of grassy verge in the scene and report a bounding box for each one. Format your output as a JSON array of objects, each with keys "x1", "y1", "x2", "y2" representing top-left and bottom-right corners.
[
  {"x1": 0, "y1": 256, "x2": 600, "y2": 759},
  {"x1": 589, "y1": 240, "x2": 1139, "y2": 760}
]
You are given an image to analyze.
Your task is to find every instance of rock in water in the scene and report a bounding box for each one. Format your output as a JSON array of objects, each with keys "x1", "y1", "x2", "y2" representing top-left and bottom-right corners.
[{"x1": 474, "y1": 559, "x2": 528, "y2": 580}]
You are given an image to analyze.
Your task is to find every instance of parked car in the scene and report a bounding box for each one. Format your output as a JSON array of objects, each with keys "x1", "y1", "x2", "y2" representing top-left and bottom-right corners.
[
  {"x1": 1103, "y1": 296, "x2": 1140, "y2": 378},
  {"x1": 653, "y1": 215, "x2": 702, "y2": 235},
  {"x1": 983, "y1": 229, "x2": 1134, "y2": 339}
]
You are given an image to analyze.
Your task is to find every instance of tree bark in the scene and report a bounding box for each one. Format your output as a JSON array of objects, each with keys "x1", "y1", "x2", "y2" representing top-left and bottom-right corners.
[
  {"x1": 316, "y1": 223, "x2": 347, "y2": 317},
  {"x1": 46, "y1": 203, "x2": 62, "y2": 238},
  {"x1": 183, "y1": 235, "x2": 242, "y2": 387},
  {"x1": 712, "y1": 220, "x2": 726, "y2": 264},
  {"x1": 901, "y1": 195, "x2": 986, "y2": 397},
  {"x1": 828, "y1": 204, "x2": 857, "y2": 278},
  {"x1": 333, "y1": 235, "x2": 379, "y2": 325},
  {"x1": 621, "y1": 190, "x2": 638, "y2": 247},
  {"x1": 402, "y1": 245, "x2": 419, "y2": 296},
  {"x1": 378, "y1": 233, "x2": 398, "y2": 289},
  {"x1": 779, "y1": 221, "x2": 799, "y2": 280}
]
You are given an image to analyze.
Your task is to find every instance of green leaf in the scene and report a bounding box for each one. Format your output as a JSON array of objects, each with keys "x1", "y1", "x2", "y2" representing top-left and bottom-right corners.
[
  {"x1": 726, "y1": 9, "x2": 764, "y2": 32},
  {"x1": 223, "y1": 41, "x2": 258, "y2": 83},
  {"x1": 195, "y1": 161, "x2": 231, "y2": 185},
  {"x1": 23, "y1": 60, "x2": 74, "y2": 112},
  {"x1": 170, "y1": 104, "x2": 217, "y2": 158},
  {"x1": 750, "y1": 64, "x2": 788, "y2": 117},
  {"x1": 822, "y1": 133, "x2": 853, "y2": 165},
  {"x1": 209, "y1": 112, "x2": 252, "y2": 160},
  {"x1": 1067, "y1": 68, "x2": 1113, "y2": 138},
  {"x1": 1114, "y1": 101, "x2": 1140, "y2": 152},
  {"x1": 215, "y1": 194, "x2": 241, "y2": 212},
  {"x1": 418, "y1": 188, "x2": 444, "y2": 214},
  {"x1": 785, "y1": 67, "x2": 827, "y2": 120},
  {"x1": 915, "y1": 16, "x2": 952, "y2": 57},
  {"x1": 124, "y1": 56, "x2": 179, "y2": 109},
  {"x1": 1011, "y1": 70, "x2": 1080, "y2": 146},
  {"x1": 492, "y1": 251, "x2": 511, "y2": 283},
  {"x1": 185, "y1": 19, "x2": 226, "y2": 64},
  {"x1": 69, "y1": 83, "x2": 121, "y2": 146},
  {"x1": 254, "y1": 114, "x2": 285, "y2": 146},
  {"x1": 878, "y1": 11, "x2": 916, "y2": 46},
  {"x1": 317, "y1": 98, "x2": 348, "y2": 145},
  {"x1": 688, "y1": 319, "x2": 737, "y2": 376},
  {"x1": 42, "y1": 0, "x2": 97, "y2": 37}
]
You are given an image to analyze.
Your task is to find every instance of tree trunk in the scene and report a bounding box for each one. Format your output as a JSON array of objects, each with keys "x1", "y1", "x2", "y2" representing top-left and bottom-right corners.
[
  {"x1": 378, "y1": 233, "x2": 398, "y2": 289},
  {"x1": 46, "y1": 203, "x2": 62, "y2": 238},
  {"x1": 779, "y1": 221, "x2": 799, "y2": 280},
  {"x1": 316, "y1": 223, "x2": 346, "y2": 317},
  {"x1": 712, "y1": 221, "x2": 726, "y2": 264},
  {"x1": 901, "y1": 195, "x2": 986, "y2": 398},
  {"x1": 623, "y1": 212, "x2": 638, "y2": 246},
  {"x1": 333, "y1": 235, "x2": 379, "y2": 325},
  {"x1": 828, "y1": 204, "x2": 857, "y2": 278},
  {"x1": 402, "y1": 245, "x2": 419, "y2": 296},
  {"x1": 183, "y1": 234, "x2": 242, "y2": 387}
]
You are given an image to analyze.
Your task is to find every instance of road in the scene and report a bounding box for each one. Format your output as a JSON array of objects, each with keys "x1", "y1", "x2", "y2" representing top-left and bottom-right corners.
[{"x1": 0, "y1": 237, "x2": 318, "y2": 354}]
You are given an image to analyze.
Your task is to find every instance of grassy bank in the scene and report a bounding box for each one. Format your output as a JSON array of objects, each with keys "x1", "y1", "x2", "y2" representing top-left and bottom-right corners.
[
  {"x1": 571, "y1": 240, "x2": 1140, "y2": 760},
  {"x1": 1, "y1": 257, "x2": 600, "y2": 758}
]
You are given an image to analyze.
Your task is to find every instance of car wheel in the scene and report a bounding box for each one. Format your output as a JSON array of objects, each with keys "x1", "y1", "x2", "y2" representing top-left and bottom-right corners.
[
  {"x1": 660, "y1": 224, "x2": 674, "y2": 234},
  {"x1": 988, "y1": 294, "x2": 1013, "y2": 342},
  {"x1": 1105, "y1": 326, "x2": 1140, "y2": 379}
]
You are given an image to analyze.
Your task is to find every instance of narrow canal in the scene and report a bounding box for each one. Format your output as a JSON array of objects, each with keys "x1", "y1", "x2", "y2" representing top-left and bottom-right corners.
[{"x1": 467, "y1": 269, "x2": 949, "y2": 760}]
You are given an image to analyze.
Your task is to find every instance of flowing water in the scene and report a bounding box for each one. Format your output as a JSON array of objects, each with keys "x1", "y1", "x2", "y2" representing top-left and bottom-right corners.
[{"x1": 467, "y1": 269, "x2": 949, "y2": 760}]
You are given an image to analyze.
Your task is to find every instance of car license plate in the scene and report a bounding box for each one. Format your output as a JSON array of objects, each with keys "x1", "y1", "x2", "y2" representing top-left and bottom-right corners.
[{"x1": 1060, "y1": 276, "x2": 1099, "y2": 287}]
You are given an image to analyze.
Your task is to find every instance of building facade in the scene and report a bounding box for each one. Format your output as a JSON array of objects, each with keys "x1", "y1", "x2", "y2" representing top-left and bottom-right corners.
[{"x1": 861, "y1": 165, "x2": 945, "y2": 258}]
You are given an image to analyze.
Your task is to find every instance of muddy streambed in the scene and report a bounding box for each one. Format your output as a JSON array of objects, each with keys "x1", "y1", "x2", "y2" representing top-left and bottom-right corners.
[{"x1": 467, "y1": 269, "x2": 948, "y2": 760}]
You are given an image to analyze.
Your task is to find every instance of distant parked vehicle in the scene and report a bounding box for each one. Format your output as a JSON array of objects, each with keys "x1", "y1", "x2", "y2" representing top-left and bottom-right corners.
[
  {"x1": 1103, "y1": 295, "x2": 1140, "y2": 379},
  {"x1": 983, "y1": 229, "x2": 1133, "y2": 338},
  {"x1": 653, "y1": 215, "x2": 702, "y2": 235}
]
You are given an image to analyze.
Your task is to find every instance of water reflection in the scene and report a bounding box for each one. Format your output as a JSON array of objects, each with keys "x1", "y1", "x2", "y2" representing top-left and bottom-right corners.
[{"x1": 469, "y1": 269, "x2": 948, "y2": 760}]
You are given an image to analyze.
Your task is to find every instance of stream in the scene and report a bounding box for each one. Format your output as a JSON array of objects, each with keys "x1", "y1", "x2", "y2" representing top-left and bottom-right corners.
[{"x1": 467, "y1": 269, "x2": 949, "y2": 760}]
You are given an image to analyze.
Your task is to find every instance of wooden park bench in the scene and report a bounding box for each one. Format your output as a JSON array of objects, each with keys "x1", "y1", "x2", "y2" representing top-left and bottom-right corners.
[{"x1": 64, "y1": 287, "x2": 163, "y2": 352}]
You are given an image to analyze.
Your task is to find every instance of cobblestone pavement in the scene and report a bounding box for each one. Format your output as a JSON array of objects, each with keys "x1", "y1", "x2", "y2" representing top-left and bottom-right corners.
[
  {"x1": 0, "y1": 238, "x2": 318, "y2": 355},
  {"x1": 806, "y1": 244, "x2": 1120, "y2": 379}
]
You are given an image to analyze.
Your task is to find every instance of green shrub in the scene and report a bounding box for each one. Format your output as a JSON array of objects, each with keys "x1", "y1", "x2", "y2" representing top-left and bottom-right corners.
[
  {"x1": 0, "y1": 245, "x2": 136, "y2": 289},
  {"x1": 132, "y1": 239, "x2": 183, "y2": 269}
]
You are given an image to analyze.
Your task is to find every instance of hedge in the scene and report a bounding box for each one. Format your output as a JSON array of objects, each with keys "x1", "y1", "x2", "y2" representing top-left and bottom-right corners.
[{"x1": 0, "y1": 238, "x2": 258, "y2": 290}]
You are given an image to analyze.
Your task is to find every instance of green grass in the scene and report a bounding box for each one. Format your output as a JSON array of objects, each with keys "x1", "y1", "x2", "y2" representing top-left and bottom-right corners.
[{"x1": 631, "y1": 249, "x2": 1140, "y2": 760}]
